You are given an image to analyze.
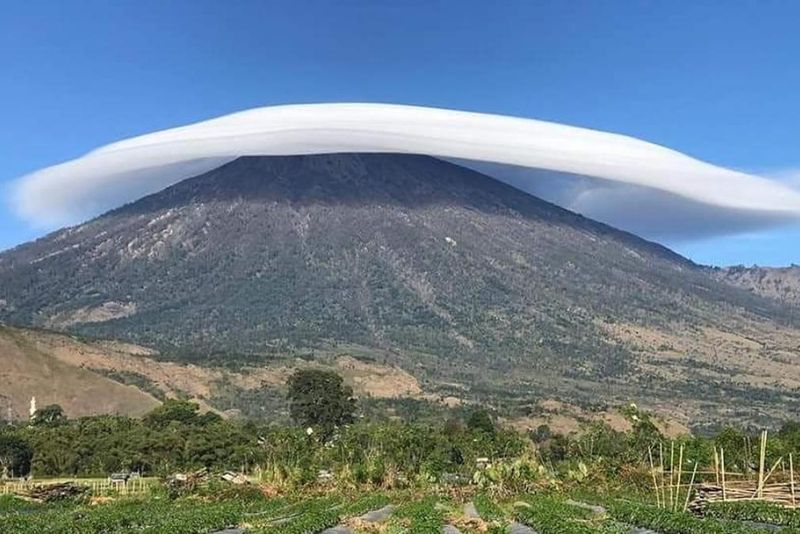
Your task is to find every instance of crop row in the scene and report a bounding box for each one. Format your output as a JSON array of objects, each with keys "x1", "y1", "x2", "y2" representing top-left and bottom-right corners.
[
  {"x1": 250, "y1": 493, "x2": 390, "y2": 534},
  {"x1": 704, "y1": 500, "x2": 800, "y2": 528},
  {"x1": 473, "y1": 493, "x2": 505, "y2": 522},
  {"x1": 391, "y1": 496, "x2": 447, "y2": 533},
  {"x1": 605, "y1": 500, "x2": 767, "y2": 534},
  {"x1": 514, "y1": 496, "x2": 627, "y2": 534},
  {"x1": 0, "y1": 497, "x2": 245, "y2": 534},
  {"x1": 473, "y1": 493, "x2": 509, "y2": 534}
]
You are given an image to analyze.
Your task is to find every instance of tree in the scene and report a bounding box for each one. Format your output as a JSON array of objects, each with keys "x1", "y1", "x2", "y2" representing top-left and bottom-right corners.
[
  {"x1": 32, "y1": 404, "x2": 66, "y2": 427},
  {"x1": 467, "y1": 408, "x2": 495, "y2": 435},
  {"x1": 0, "y1": 433, "x2": 33, "y2": 477},
  {"x1": 143, "y1": 399, "x2": 202, "y2": 429},
  {"x1": 286, "y1": 369, "x2": 356, "y2": 439}
]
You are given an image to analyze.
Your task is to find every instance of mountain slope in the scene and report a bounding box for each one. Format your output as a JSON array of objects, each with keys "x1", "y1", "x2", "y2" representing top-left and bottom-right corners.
[
  {"x1": 716, "y1": 265, "x2": 800, "y2": 308},
  {"x1": 0, "y1": 325, "x2": 160, "y2": 419},
  {"x1": 0, "y1": 324, "x2": 428, "y2": 422},
  {"x1": 1, "y1": 154, "x2": 799, "y2": 428}
]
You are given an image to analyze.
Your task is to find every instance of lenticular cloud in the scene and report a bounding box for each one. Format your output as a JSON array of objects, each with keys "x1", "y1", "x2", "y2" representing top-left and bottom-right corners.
[{"x1": 12, "y1": 103, "x2": 800, "y2": 239}]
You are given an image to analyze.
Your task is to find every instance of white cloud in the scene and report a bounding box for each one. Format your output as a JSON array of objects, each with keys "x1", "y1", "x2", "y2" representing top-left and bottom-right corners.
[
  {"x1": 770, "y1": 169, "x2": 800, "y2": 189},
  {"x1": 11, "y1": 103, "x2": 800, "y2": 240}
]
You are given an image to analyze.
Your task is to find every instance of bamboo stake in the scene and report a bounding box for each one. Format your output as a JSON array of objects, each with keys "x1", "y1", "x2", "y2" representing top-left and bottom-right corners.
[
  {"x1": 683, "y1": 461, "x2": 699, "y2": 512},
  {"x1": 757, "y1": 431, "x2": 768, "y2": 500},
  {"x1": 675, "y1": 444, "x2": 684, "y2": 512},
  {"x1": 659, "y1": 441, "x2": 666, "y2": 508},
  {"x1": 791, "y1": 454, "x2": 796, "y2": 506},
  {"x1": 669, "y1": 441, "x2": 675, "y2": 510},
  {"x1": 721, "y1": 447, "x2": 727, "y2": 502},
  {"x1": 745, "y1": 436, "x2": 751, "y2": 474},
  {"x1": 649, "y1": 446, "x2": 661, "y2": 507},
  {"x1": 714, "y1": 447, "x2": 720, "y2": 485},
  {"x1": 750, "y1": 457, "x2": 783, "y2": 499},
  {"x1": 763, "y1": 457, "x2": 784, "y2": 486}
]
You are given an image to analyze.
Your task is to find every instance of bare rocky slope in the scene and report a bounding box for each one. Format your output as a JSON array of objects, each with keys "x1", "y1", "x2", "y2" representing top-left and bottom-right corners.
[
  {"x1": 1, "y1": 154, "x2": 799, "y2": 429},
  {"x1": 715, "y1": 265, "x2": 800, "y2": 308}
]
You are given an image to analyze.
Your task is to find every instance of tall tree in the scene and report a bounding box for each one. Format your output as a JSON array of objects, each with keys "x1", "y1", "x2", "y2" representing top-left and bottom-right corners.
[
  {"x1": 143, "y1": 399, "x2": 202, "y2": 429},
  {"x1": 0, "y1": 433, "x2": 33, "y2": 477},
  {"x1": 32, "y1": 404, "x2": 66, "y2": 427},
  {"x1": 286, "y1": 369, "x2": 356, "y2": 440}
]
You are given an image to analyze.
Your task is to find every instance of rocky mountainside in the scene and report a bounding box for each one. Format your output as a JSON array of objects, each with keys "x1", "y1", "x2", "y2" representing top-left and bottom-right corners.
[
  {"x1": 1, "y1": 153, "x2": 799, "y2": 429},
  {"x1": 715, "y1": 265, "x2": 800, "y2": 308}
]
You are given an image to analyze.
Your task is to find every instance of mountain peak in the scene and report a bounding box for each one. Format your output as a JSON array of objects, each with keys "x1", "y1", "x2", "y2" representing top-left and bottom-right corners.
[
  {"x1": 2, "y1": 153, "x2": 799, "y2": 429},
  {"x1": 118, "y1": 153, "x2": 569, "y2": 216}
]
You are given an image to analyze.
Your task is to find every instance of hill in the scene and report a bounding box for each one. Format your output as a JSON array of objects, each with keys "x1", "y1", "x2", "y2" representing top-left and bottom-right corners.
[
  {"x1": 1, "y1": 153, "x2": 800, "y2": 429},
  {"x1": 0, "y1": 324, "x2": 159, "y2": 419},
  {"x1": 716, "y1": 265, "x2": 800, "y2": 308}
]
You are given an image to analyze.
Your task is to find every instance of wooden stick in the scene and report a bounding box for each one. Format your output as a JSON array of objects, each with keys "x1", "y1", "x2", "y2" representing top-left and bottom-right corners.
[
  {"x1": 750, "y1": 457, "x2": 783, "y2": 499},
  {"x1": 683, "y1": 461, "x2": 699, "y2": 512},
  {"x1": 721, "y1": 447, "x2": 727, "y2": 502},
  {"x1": 763, "y1": 457, "x2": 783, "y2": 486},
  {"x1": 660, "y1": 441, "x2": 666, "y2": 507},
  {"x1": 669, "y1": 441, "x2": 675, "y2": 510},
  {"x1": 790, "y1": 454, "x2": 796, "y2": 506},
  {"x1": 649, "y1": 446, "x2": 661, "y2": 507},
  {"x1": 757, "y1": 430, "x2": 767, "y2": 499},
  {"x1": 714, "y1": 447, "x2": 720, "y2": 485},
  {"x1": 745, "y1": 436, "x2": 751, "y2": 474},
  {"x1": 675, "y1": 444, "x2": 684, "y2": 512}
]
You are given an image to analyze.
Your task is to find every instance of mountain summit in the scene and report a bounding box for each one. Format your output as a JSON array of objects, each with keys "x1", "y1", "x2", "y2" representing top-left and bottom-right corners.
[{"x1": 2, "y1": 153, "x2": 799, "y2": 428}]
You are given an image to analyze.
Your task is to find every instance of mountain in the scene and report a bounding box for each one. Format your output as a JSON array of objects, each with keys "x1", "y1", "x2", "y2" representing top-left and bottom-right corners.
[
  {"x1": 2, "y1": 153, "x2": 800, "y2": 430},
  {"x1": 0, "y1": 323, "x2": 426, "y2": 422},
  {"x1": 0, "y1": 324, "x2": 160, "y2": 420},
  {"x1": 715, "y1": 265, "x2": 800, "y2": 308}
]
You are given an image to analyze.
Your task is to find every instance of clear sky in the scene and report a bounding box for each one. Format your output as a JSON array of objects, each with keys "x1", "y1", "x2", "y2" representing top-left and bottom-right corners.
[{"x1": 1, "y1": 0, "x2": 799, "y2": 266}]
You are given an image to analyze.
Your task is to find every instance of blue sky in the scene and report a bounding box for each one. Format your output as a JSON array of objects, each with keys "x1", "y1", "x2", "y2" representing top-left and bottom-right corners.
[{"x1": 1, "y1": 1, "x2": 799, "y2": 266}]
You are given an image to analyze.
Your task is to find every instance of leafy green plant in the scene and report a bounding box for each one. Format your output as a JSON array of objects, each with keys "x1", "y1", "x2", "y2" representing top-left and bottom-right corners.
[
  {"x1": 606, "y1": 500, "x2": 763, "y2": 534},
  {"x1": 705, "y1": 500, "x2": 800, "y2": 528},
  {"x1": 514, "y1": 496, "x2": 626, "y2": 534},
  {"x1": 391, "y1": 496, "x2": 446, "y2": 533}
]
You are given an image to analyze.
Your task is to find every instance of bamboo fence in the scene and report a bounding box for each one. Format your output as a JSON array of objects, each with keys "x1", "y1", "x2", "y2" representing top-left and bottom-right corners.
[
  {"x1": 649, "y1": 431, "x2": 800, "y2": 511},
  {"x1": 0, "y1": 477, "x2": 157, "y2": 497}
]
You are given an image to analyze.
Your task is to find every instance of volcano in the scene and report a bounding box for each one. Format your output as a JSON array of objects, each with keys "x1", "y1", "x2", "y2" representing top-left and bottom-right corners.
[{"x1": 2, "y1": 153, "x2": 799, "y2": 428}]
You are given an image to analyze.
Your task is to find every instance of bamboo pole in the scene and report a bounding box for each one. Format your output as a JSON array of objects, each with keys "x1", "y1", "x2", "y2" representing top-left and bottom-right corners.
[
  {"x1": 649, "y1": 446, "x2": 661, "y2": 507},
  {"x1": 683, "y1": 461, "x2": 699, "y2": 512},
  {"x1": 745, "y1": 436, "x2": 751, "y2": 474},
  {"x1": 791, "y1": 454, "x2": 796, "y2": 506},
  {"x1": 721, "y1": 447, "x2": 727, "y2": 502},
  {"x1": 714, "y1": 447, "x2": 720, "y2": 485},
  {"x1": 763, "y1": 457, "x2": 784, "y2": 486},
  {"x1": 669, "y1": 441, "x2": 675, "y2": 510},
  {"x1": 660, "y1": 441, "x2": 666, "y2": 508},
  {"x1": 753, "y1": 458, "x2": 783, "y2": 499},
  {"x1": 757, "y1": 431, "x2": 768, "y2": 500},
  {"x1": 674, "y1": 444, "x2": 684, "y2": 512}
]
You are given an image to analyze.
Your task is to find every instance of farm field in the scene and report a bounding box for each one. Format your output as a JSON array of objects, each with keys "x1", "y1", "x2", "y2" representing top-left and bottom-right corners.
[
  {"x1": 4, "y1": 488, "x2": 800, "y2": 533},
  {"x1": 6, "y1": 377, "x2": 800, "y2": 532}
]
